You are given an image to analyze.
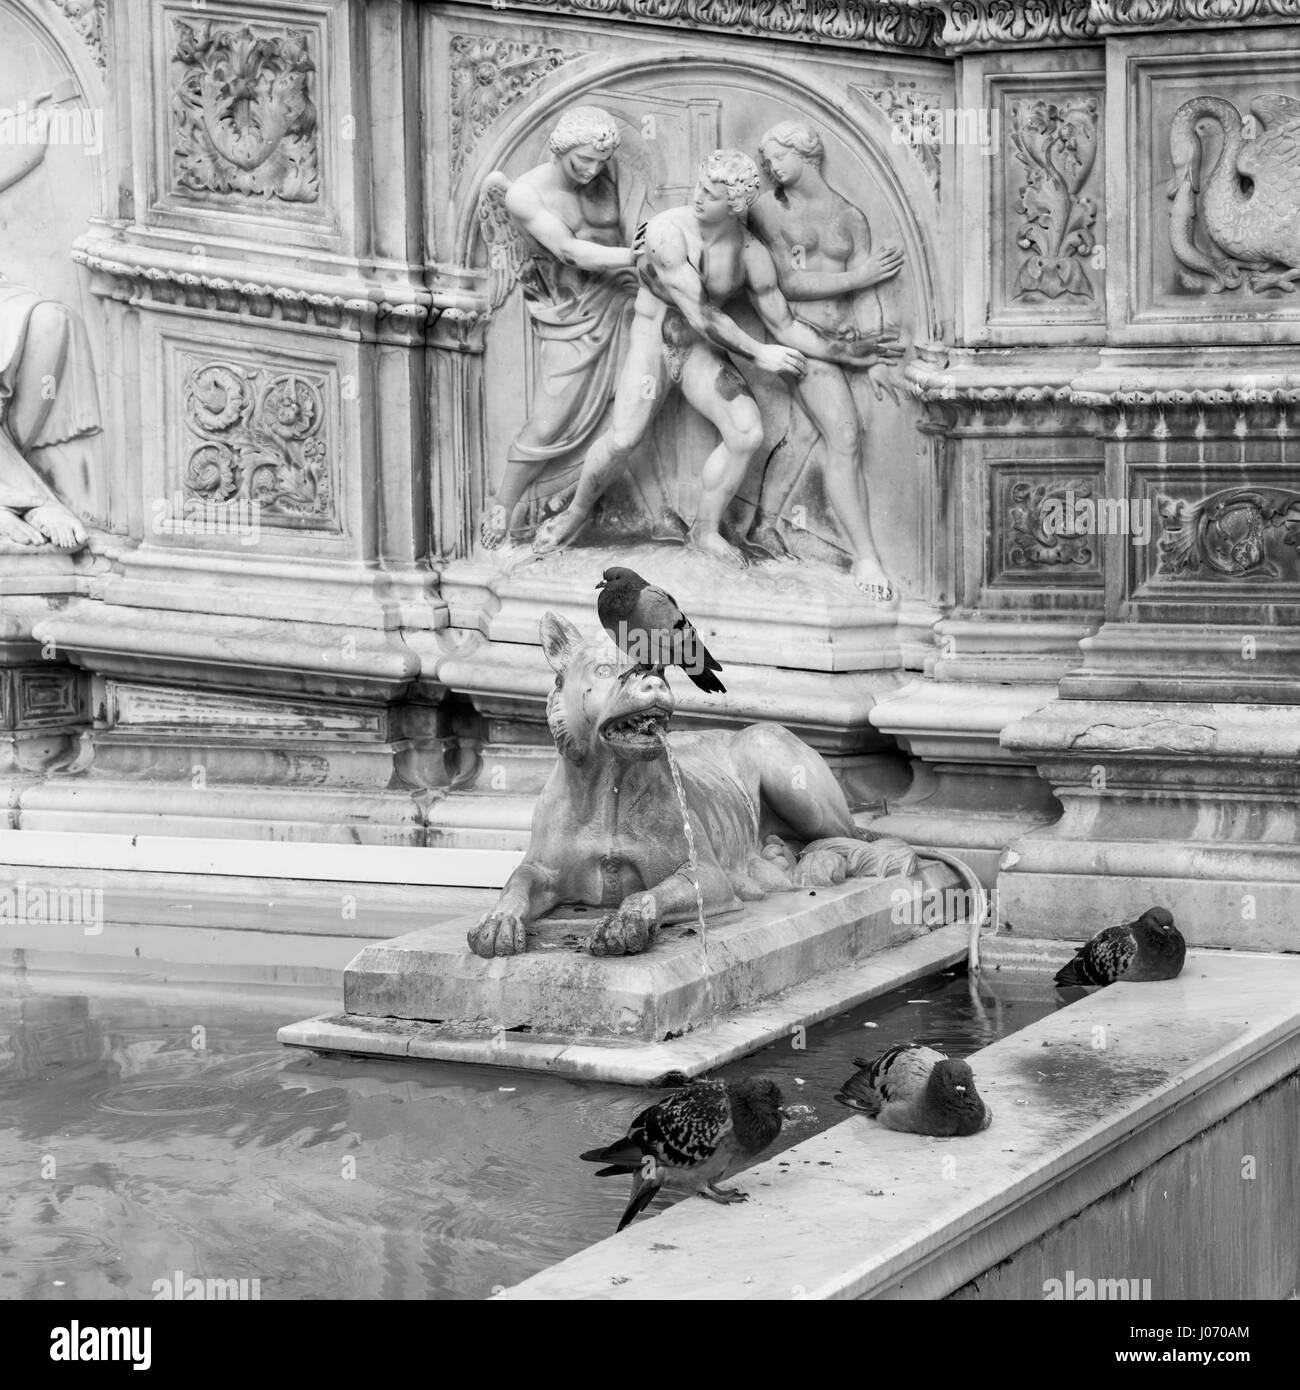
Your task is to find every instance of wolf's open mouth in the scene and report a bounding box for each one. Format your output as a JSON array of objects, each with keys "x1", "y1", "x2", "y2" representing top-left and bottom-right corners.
[{"x1": 600, "y1": 708, "x2": 671, "y2": 746}]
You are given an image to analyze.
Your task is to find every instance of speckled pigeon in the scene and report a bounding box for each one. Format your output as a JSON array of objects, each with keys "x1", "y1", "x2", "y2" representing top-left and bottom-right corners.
[
  {"x1": 1053, "y1": 906, "x2": 1186, "y2": 988},
  {"x1": 834, "y1": 1043, "x2": 992, "y2": 1137},
  {"x1": 579, "y1": 1077, "x2": 783, "y2": 1232},
  {"x1": 596, "y1": 566, "x2": 725, "y2": 694}
]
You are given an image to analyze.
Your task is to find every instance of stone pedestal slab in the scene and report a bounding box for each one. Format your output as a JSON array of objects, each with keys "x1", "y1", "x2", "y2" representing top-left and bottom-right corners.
[{"x1": 280, "y1": 864, "x2": 968, "y2": 1082}]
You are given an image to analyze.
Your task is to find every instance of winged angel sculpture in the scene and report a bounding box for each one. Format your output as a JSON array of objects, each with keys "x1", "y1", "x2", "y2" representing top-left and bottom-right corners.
[
  {"x1": 476, "y1": 106, "x2": 683, "y2": 549},
  {"x1": 1167, "y1": 93, "x2": 1300, "y2": 294}
]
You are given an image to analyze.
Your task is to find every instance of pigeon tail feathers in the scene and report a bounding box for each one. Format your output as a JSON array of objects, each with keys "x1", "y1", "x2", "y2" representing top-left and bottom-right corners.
[
  {"x1": 616, "y1": 1171, "x2": 662, "y2": 1232},
  {"x1": 580, "y1": 1140, "x2": 643, "y2": 1166},
  {"x1": 686, "y1": 665, "x2": 726, "y2": 695}
]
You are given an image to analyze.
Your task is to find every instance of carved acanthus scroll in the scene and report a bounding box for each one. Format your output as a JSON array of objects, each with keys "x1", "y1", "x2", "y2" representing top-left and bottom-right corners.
[{"x1": 171, "y1": 20, "x2": 319, "y2": 204}]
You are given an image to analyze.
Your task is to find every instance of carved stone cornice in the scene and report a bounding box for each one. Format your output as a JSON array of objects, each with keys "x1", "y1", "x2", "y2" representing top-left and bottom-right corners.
[
  {"x1": 445, "y1": 0, "x2": 1300, "y2": 53},
  {"x1": 73, "y1": 238, "x2": 442, "y2": 343},
  {"x1": 1091, "y1": 0, "x2": 1300, "y2": 34},
  {"x1": 905, "y1": 357, "x2": 1300, "y2": 432},
  {"x1": 934, "y1": 0, "x2": 1094, "y2": 50},
  {"x1": 447, "y1": 1, "x2": 940, "y2": 53}
]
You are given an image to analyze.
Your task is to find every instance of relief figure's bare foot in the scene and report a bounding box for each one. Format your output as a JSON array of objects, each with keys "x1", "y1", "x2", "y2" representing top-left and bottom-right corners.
[
  {"x1": 651, "y1": 506, "x2": 690, "y2": 545},
  {"x1": 852, "y1": 554, "x2": 894, "y2": 604},
  {"x1": 480, "y1": 506, "x2": 509, "y2": 550},
  {"x1": 686, "y1": 526, "x2": 748, "y2": 569},
  {"x1": 0, "y1": 507, "x2": 44, "y2": 545},
  {"x1": 533, "y1": 503, "x2": 591, "y2": 556},
  {"x1": 23, "y1": 503, "x2": 87, "y2": 550},
  {"x1": 746, "y1": 515, "x2": 791, "y2": 560}
]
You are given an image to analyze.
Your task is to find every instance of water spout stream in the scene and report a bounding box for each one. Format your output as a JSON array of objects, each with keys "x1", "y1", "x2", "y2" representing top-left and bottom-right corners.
[{"x1": 655, "y1": 729, "x2": 711, "y2": 979}]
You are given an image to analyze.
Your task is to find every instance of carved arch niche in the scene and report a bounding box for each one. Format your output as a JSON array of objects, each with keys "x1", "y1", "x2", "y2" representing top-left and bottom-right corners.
[
  {"x1": 1, "y1": 0, "x2": 112, "y2": 529},
  {"x1": 456, "y1": 52, "x2": 947, "y2": 605}
]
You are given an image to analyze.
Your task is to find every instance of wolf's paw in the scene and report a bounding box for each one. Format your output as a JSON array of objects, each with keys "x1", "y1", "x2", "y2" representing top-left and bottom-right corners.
[
  {"x1": 467, "y1": 903, "x2": 528, "y2": 957},
  {"x1": 590, "y1": 892, "x2": 658, "y2": 956}
]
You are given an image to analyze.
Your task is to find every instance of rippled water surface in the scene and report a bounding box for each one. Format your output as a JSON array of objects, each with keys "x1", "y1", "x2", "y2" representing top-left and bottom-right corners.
[{"x1": 0, "y1": 966, "x2": 1060, "y2": 1300}]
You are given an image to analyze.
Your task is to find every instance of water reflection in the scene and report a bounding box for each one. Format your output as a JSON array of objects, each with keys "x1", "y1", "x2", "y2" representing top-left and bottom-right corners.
[{"x1": 0, "y1": 967, "x2": 1060, "y2": 1300}]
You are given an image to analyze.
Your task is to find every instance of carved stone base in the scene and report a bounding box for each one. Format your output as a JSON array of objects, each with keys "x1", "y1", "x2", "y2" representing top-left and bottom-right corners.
[
  {"x1": 867, "y1": 677, "x2": 1064, "y2": 883},
  {"x1": 15, "y1": 602, "x2": 456, "y2": 845},
  {"x1": 998, "y1": 698, "x2": 1300, "y2": 952},
  {"x1": 1062, "y1": 624, "x2": 1300, "y2": 705},
  {"x1": 280, "y1": 870, "x2": 970, "y2": 1084},
  {"x1": 0, "y1": 567, "x2": 99, "y2": 825}
]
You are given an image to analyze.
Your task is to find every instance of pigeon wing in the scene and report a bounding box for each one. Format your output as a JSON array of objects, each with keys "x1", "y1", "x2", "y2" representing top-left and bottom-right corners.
[
  {"x1": 630, "y1": 585, "x2": 687, "y2": 668},
  {"x1": 1056, "y1": 922, "x2": 1136, "y2": 987},
  {"x1": 875, "y1": 1044, "x2": 947, "y2": 1102},
  {"x1": 636, "y1": 1081, "x2": 732, "y2": 1171},
  {"x1": 834, "y1": 1063, "x2": 884, "y2": 1115},
  {"x1": 634, "y1": 584, "x2": 724, "y2": 687}
]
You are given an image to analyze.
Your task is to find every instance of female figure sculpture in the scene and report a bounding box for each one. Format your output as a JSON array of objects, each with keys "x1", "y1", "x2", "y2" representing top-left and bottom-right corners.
[{"x1": 748, "y1": 121, "x2": 905, "y2": 600}]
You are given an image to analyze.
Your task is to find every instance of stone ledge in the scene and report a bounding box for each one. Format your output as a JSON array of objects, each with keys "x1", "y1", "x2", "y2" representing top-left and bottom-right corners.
[{"x1": 493, "y1": 950, "x2": 1300, "y2": 1298}]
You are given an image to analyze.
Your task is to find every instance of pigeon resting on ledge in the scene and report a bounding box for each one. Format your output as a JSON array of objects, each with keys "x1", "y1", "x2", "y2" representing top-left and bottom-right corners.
[
  {"x1": 580, "y1": 1077, "x2": 783, "y2": 1232},
  {"x1": 834, "y1": 1044, "x2": 992, "y2": 1137},
  {"x1": 1053, "y1": 907, "x2": 1186, "y2": 988}
]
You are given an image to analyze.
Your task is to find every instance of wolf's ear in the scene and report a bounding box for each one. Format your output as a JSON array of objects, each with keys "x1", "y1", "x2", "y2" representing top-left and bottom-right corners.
[{"x1": 540, "y1": 612, "x2": 585, "y2": 674}]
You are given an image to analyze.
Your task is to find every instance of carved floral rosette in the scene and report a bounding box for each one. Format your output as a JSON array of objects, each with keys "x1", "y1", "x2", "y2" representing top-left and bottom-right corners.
[{"x1": 182, "y1": 360, "x2": 332, "y2": 524}]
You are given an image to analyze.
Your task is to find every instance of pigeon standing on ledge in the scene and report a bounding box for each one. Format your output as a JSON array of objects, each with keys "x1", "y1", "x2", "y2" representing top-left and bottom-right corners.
[
  {"x1": 596, "y1": 567, "x2": 726, "y2": 694},
  {"x1": 834, "y1": 1044, "x2": 992, "y2": 1137},
  {"x1": 1053, "y1": 907, "x2": 1186, "y2": 988},
  {"x1": 580, "y1": 1076, "x2": 783, "y2": 1232}
]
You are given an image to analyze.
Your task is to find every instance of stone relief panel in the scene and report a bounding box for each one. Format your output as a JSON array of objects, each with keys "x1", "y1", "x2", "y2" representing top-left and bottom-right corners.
[
  {"x1": 1127, "y1": 460, "x2": 1300, "y2": 617},
  {"x1": 1167, "y1": 94, "x2": 1300, "y2": 295},
  {"x1": 157, "y1": 333, "x2": 345, "y2": 548},
  {"x1": 990, "y1": 79, "x2": 1105, "y2": 325},
  {"x1": 1157, "y1": 485, "x2": 1300, "y2": 580},
  {"x1": 457, "y1": 49, "x2": 939, "y2": 605},
  {"x1": 987, "y1": 461, "x2": 1106, "y2": 591},
  {"x1": 152, "y1": 3, "x2": 337, "y2": 236},
  {"x1": 0, "y1": 1, "x2": 107, "y2": 547},
  {"x1": 1129, "y1": 44, "x2": 1300, "y2": 331},
  {"x1": 180, "y1": 357, "x2": 334, "y2": 526},
  {"x1": 171, "y1": 20, "x2": 319, "y2": 203}
]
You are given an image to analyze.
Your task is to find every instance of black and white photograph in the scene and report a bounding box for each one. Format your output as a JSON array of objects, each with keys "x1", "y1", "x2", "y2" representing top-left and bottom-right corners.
[{"x1": 0, "y1": 0, "x2": 1293, "y2": 1344}]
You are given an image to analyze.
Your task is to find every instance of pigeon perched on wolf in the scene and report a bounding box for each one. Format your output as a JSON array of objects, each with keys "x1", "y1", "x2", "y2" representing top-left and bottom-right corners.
[
  {"x1": 466, "y1": 612, "x2": 918, "y2": 958},
  {"x1": 596, "y1": 566, "x2": 725, "y2": 694}
]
